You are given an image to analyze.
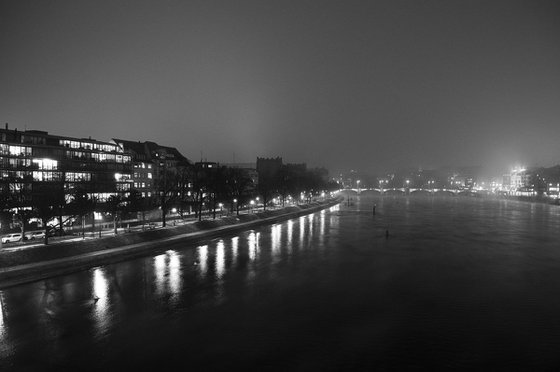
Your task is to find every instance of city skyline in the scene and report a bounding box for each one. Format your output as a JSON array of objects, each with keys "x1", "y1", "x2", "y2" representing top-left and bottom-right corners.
[{"x1": 2, "y1": 1, "x2": 560, "y2": 175}]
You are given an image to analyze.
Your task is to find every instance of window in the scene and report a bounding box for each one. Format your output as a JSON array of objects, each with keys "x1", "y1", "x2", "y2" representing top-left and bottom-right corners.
[
  {"x1": 32, "y1": 158, "x2": 58, "y2": 170},
  {"x1": 65, "y1": 172, "x2": 91, "y2": 182},
  {"x1": 32, "y1": 171, "x2": 61, "y2": 181},
  {"x1": 9, "y1": 145, "x2": 31, "y2": 156}
]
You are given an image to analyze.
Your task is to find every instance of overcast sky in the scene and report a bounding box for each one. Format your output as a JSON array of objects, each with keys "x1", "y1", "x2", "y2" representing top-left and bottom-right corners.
[{"x1": 1, "y1": 0, "x2": 559, "y2": 175}]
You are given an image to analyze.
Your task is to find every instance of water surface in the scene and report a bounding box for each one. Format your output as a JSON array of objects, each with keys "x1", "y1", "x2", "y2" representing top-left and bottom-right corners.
[{"x1": 2, "y1": 196, "x2": 560, "y2": 370}]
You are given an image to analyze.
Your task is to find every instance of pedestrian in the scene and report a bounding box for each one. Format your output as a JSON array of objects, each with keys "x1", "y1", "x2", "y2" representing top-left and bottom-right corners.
[
  {"x1": 373, "y1": 204, "x2": 376, "y2": 216},
  {"x1": 385, "y1": 229, "x2": 389, "y2": 239}
]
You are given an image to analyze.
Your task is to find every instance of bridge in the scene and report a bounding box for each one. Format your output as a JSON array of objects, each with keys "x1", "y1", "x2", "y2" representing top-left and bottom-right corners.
[{"x1": 342, "y1": 188, "x2": 477, "y2": 195}]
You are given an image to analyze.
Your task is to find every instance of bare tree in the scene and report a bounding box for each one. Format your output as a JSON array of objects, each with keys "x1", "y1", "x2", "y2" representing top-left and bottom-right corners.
[{"x1": 104, "y1": 195, "x2": 124, "y2": 234}]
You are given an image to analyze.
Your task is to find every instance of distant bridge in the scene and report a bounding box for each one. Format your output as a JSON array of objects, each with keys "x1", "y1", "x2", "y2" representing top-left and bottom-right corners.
[{"x1": 342, "y1": 188, "x2": 477, "y2": 195}]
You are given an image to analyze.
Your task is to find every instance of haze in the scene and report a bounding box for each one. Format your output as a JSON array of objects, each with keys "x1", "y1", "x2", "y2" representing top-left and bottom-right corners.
[{"x1": 1, "y1": 0, "x2": 559, "y2": 175}]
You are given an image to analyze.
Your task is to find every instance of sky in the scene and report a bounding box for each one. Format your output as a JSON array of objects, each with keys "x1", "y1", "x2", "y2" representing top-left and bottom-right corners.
[{"x1": 1, "y1": 0, "x2": 559, "y2": 176}]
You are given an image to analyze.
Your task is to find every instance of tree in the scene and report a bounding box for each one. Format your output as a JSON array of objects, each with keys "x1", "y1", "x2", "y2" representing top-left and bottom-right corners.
[
  {"x1": 174, "y1": 166, "x2": 194, "y2": 218},
  {"x1": 126, "y1": 189, "x2": 149, "y2": 229},
  {"x1": 225, "y1": 167, "x2": 254, "y2": 215},
  {"x1": 33, "y1": 185, "x2": 59, "y2": 245},
  {"x1": 256, "y1": 174, "x2": 278, "y2": 211},
  {"x1": 13, "y1": 177, "x2": 34, "y2": 238},
  {"x1": 191, "y1": 165, "x2": 213, "y2": 222},
  {"x1": 156, "y1": 159, "x2": 182, "y2": 227},
  {"x1": 207, "y1": 166, "x2": 229, "y2": 219},
  {"x1": 104, "y1": 195, "x2": 124, "y2": 235},
  {"x1": 68, "y1": 186, "x2": 93, "y2": 237},
  {"x1": 277, "y1": 166, "x2": 298, "y2": 207}
]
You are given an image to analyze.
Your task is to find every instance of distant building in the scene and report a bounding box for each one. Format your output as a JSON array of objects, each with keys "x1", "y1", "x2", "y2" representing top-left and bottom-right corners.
[
  {"x1": 502, "y1": 168, "x2": 532, "y2": 194},
  {"x1": 223, "y1": 162, "x2": 258, "y2": 186},
  {"x1": 449, "y1": 175, "x2": 474, "y2": 189},
  {"x1": 256, "y1": 157, "x2": 282, "y2": 182},
  {"x1": 194, "y1": 161, "x2": 219, "y2": 169}
]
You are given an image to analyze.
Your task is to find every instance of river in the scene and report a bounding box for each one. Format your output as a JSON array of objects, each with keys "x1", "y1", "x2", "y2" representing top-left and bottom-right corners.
[{"x1": 2, "y1": 195, "x2": 560, "y2": 370}]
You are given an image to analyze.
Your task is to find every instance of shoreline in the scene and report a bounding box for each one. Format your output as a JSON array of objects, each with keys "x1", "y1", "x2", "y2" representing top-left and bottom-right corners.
[
  {"x1": 341, "y1": 189, "x2": 560, "y2": 206},
  {"x1": 0, "y1": 198, "x2": 341, "y2": 289}
]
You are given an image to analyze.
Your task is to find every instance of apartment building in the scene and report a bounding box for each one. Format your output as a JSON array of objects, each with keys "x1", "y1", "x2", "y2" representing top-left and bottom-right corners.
[
  {"x1": 0, "y1": 125, "x2": 133, "y2": 207},
  {"x1": 112, "y1": 139, "x2": 192, "y2": 199}
]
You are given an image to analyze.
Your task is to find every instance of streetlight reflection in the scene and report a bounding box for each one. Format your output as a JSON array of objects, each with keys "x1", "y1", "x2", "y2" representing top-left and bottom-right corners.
[
  {"x1": 92, "y1": 268, "x2": 109, "y2": 335},
  {"x1": 231, "y1": 236, "x2": 239, "y2": 264},
  {"x1": 168, "y1": 250, "x2": 181, "y2": 297},
  {"x1": 154, "y1": 254, "x2": 166, "y2": 296},
  {"x1": 287, "y1": 220, "x2": 293, "y2": 252},
  {"x1": 197, "y1": 245, "x2": 208, "y2": 278},
  {"x1": 216, "y1": 240, "x2": 225, "y2": 278}
]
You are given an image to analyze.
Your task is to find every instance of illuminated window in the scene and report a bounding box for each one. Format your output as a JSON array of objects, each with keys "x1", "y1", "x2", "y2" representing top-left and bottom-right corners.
[
  {"x1": 9, "y1": 145, "x2": 31, "y2": 156},
  {"x1": 32, "y1": 158, "x2": 58, "y2": 170}
]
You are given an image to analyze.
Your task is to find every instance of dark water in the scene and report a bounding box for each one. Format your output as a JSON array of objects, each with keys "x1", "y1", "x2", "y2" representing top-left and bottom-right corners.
[{"x1": 2, "y1": 195, "x2": 560, "y2": 370}]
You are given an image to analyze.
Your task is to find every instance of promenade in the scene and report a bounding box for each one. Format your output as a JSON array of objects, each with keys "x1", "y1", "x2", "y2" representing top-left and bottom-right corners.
[{"x1": 0, "y1": 197, "x2": 341, "y2": 288}]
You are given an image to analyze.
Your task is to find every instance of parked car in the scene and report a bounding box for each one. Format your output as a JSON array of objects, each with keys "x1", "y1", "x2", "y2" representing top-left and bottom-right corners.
[
  {"x1": 25, "y1": 231, "x2": 45, "y2": 240},
  {"x1": 2, "y1": 233, "x2": 23, "y2": 244}
]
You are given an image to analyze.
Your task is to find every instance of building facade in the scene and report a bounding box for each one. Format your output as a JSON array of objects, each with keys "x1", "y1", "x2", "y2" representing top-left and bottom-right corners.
[
  {"x1": 113, "y1": 139, "x2": 192, "y2": 199},
  {"x1": 1, "y1": 126, "x2": 133, "y2": 207}
]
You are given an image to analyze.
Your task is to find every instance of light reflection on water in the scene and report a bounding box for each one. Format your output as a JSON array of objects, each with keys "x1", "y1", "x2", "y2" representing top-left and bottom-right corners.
[
  {"x1": 299, "y1": 216, "x2": 305, "y2": 247},
  {"x1": 0, "y1": 293, "x2": 6, "y2": 341},
  {"x1": 231, "y1": 236, "x2": 238, "y2": 263},
  {"x1": 154, "y1": 254, "x2": 166, "y2": 296},
  {"x1": 168, "y1": 250, "x2": 181, "y2": 297},
  {"x1": 319, "y1": 210, "x2": 326, "y2": 244},
  {"x1": 2, "y1": 197, "x2": 560, "y2": 369},
  {"x1": 248, "y1": 232, "x2": 259, "y2": 261},
  {"x1": 197, "y1": 245, "x2": 208, "y2": 277},
  {"x1": 287, "y1": 220, "x2": 293, "y2": 252},
  {"x1": 271, "y1": 224, "x2": 281, "y2": 258},
  {"x1": 216, "y1": 240, "x2": 225, "y2": 278},
  {"x1": 92, "y1": 268, "x2": 109, "y2": 336}
]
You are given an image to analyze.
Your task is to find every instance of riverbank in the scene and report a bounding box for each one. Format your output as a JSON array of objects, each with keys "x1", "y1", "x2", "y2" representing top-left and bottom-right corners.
[{"x1": 0, "y1": 197, "x2": 341, "y2": 288}]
